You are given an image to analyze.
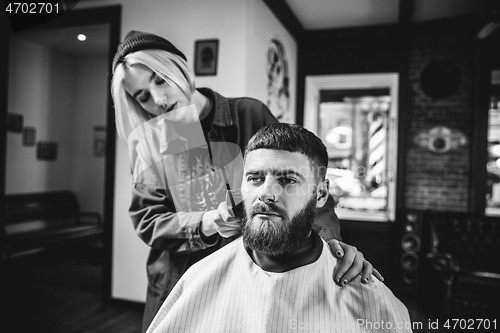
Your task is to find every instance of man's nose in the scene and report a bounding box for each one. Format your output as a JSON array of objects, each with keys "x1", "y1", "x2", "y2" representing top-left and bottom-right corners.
[{"x1": 258, "y1": 177, "x2": 278, "y2": 203}]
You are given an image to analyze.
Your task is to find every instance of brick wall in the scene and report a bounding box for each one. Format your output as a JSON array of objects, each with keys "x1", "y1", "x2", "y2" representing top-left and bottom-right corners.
[{"x1": 405, "y1": 35, "x2": 474, "y2": 211}]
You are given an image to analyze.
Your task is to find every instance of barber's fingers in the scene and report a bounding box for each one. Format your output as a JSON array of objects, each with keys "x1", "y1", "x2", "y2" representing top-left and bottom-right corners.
[
  {"x1": 217, "y1": 201, "x2": 231, "y2": 221},
  {"x1": 326, "y1": 239, "x2": 344, "y2": 259},
  {"x1": 330, "y1": 241, "x2": 384, "y2": 286},
  {"x1": 215, "y1": 219, "x2": 241, "y2": 237},
  {"x1": 359, "y1": 260, "x2": 374, "y2": 284},
  {"x1": 331, "y1": 241, "x2": 376, "y2": 286},
  {"x1": 216, "y1": 202, "x2": 240, "y2": 223},
  {"x1": 356, "y1": 260, "x2": 384, "y2": 284},
  {"x1": 372, "y1": 268, "x2": 384, "y2": 282},
  {"x1": 215, "y1": 217, "x2": 240, "y2": 227},
  {"x1": 333, "y1": 246, "x2": 359, "y2": 286},
  {"x1": 214, "y1": 201, "x2": 242, "y2": 237},
  {"x1": 214, "y1": 220, "x2": 241, "y2": 237},
  {"x1": 216, "y1": 226, "x2": 241, "y2": 238}
]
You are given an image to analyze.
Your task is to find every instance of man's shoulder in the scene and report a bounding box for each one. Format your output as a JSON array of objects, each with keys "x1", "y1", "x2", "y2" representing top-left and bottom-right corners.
[
  {"x1": 340, "y1": 269, "x2": 405, "y2": 305},
  {"x1": 317, "y1": 239, "x2": 410, "y2": 322},
  {"x1": 339, "y1": 273, "x2": 412, "y2": 327}
]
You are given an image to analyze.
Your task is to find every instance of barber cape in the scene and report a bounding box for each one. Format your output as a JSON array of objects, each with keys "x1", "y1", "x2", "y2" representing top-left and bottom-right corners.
[{"x1": 146, "y1": 237, "x2": 413, "y2": 333}]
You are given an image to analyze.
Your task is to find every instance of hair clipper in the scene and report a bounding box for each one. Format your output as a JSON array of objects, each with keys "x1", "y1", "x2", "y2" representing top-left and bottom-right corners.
[{"x1": 226, "y1": 189, "x2": 244, "y2": 219}]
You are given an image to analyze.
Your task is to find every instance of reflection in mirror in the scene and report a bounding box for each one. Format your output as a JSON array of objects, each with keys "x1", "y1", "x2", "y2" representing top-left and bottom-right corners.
[
  {"x1": 319, "y1": 90, "x2": 391, "y2": 216},
  {"x1": 486, "y1": 70, "x2": 500, "y2": 215},
  {"x1": 304, "y1": 74, "x2": 399, "y2": 221}
]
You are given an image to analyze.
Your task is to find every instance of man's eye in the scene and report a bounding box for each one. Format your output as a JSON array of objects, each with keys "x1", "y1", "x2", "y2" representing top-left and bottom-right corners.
[
  {"x1": 247, "y1": 176, "x2": 263, "y2": 183},
  {"x1": 279, "y1": 178, "x2": 296, "y2": 185}
]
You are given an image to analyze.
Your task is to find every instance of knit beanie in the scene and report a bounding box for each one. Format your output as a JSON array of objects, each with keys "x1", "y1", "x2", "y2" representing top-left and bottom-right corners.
[{"x1": 112, "y1": 30, "x2": 187, "y2": 72}]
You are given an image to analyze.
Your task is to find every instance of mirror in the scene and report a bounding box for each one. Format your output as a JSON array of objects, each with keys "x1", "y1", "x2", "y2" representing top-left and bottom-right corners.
[{"x1": 304, "y1": 73, "x2": 399, "y2": 222}]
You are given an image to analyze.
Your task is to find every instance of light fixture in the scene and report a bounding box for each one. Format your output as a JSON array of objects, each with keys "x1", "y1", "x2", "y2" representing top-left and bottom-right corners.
[
  {"x1": 477, "y1": 21, "x2": 499, "y2": 39},
  {"x1": 77, "y1": 34, "x2": 87, "y2": 42}
]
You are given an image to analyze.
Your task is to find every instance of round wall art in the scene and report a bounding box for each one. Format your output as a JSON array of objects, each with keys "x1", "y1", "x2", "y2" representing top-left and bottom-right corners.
[{"x1": 419, "y1": 61, "x2": 461, "y2": 98}]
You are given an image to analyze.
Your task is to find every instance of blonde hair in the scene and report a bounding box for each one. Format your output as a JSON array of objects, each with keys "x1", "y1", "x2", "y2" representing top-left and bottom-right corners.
[{"x1": 111, "y1": 50, "x2": 196, "y2": 143}]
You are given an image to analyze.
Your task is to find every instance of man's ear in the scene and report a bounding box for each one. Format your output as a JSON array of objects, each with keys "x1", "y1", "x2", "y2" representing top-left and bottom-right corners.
[{"x1": 316, "y1": 178, "x2": 330, "y2": 208}]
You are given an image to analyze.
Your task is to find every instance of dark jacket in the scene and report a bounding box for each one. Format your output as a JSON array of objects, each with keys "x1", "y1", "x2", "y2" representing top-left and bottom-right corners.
[{"x1": 128, "y1": 88, "x2": 340, "y2": 330}]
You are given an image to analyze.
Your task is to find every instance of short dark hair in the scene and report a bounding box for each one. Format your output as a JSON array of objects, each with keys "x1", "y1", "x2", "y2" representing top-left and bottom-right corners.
[{"x1": 245, "y1": 123, "x2": 328, "y2": 181}]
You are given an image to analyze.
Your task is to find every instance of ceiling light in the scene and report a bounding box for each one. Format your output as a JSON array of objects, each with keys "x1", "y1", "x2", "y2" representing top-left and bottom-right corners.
[{"x1": 77, "y1": 34, "x2": 87, "y2": 42}]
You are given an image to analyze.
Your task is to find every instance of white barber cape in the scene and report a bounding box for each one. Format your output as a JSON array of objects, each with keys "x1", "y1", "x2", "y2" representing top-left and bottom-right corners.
[{"x1": 146, "y1": 237, "x2": 413, "y2": 333}]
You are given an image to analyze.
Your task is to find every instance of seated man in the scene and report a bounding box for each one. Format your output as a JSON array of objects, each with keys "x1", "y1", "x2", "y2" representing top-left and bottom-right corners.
[{"x1": 146, "y1": 123, "x2": 413, "y2": 333}]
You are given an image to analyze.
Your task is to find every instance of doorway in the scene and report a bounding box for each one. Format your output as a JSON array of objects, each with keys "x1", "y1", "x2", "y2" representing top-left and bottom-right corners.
[{"x1": 2, "y1": 6, "x2": 121, "y2": 301}]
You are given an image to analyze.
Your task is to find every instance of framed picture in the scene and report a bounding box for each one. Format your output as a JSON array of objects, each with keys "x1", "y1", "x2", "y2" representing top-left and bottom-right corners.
[
  {"x1": 7, "y1": 113, "x2": 23, "y2": 133},
  {"x1": 23, "y1": 127, "x2": 36, "y2": 146},
  {"x1": 37, "y1": 142, "x2": 58, "y2": 161},
  {"x1": 194, "y1": 39, "x2": 219, "y2": 76}
]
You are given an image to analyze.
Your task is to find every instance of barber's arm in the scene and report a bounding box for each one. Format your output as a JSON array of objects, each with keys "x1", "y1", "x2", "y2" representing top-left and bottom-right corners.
[
  {"x1": 315, "y1": 194, "x2": 384, "y2": 286},
  {"x1": 201, "y1": 202, "x2": 241, "y2": 238},
  {"x1": 130, "y1": 184, "x2": 221, "y2": 253}
]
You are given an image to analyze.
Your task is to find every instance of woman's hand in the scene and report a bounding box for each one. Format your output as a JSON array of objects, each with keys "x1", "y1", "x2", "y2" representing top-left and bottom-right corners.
[
  {"x1": 327, "y1": 239, "x2": 384, "y2": 286},
  {"x1": 210, "y1": 201, "x2": 242, "y2": 238}
]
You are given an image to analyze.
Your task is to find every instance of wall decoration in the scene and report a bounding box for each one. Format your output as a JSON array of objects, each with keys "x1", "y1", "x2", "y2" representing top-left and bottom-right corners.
[
  {"x1": 23, "y1": 127, "x2": 36, "y2": 146},
  {"x1": 37, "y1": 142, "x2": 58, "y2": 161},
  {"x1": 414, "y1": 126, "x2": 467, "y2": 153},
  {"x1": 194, "y1": 39, "x2": 218, "y2": 76},
  {"x1": 93, "y1": 126, "x2": 106, "y2": 157},
  {"x1": 7, "y1": 113, "x2": 23, "y2": 132},
  {"x1": 420, "y1": 61, "x2": 461, "y2": 98},
  {"x1": 266, "y1": 38, "x2": 290, "y2": 122}
]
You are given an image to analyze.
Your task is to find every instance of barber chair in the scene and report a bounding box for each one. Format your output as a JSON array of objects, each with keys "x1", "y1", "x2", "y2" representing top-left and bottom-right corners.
[{"x1": 426, "y1": 212, "x2": 500, "y2": 318}]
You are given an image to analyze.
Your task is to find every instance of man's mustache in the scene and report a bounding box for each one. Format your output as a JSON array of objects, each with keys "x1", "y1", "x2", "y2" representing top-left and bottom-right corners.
[{"x1": 249, "y1": 202, "x2": 287, "y2": 217}]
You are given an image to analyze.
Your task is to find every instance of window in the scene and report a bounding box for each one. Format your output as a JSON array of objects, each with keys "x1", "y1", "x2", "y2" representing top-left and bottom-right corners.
[
  {"x1": 304, "y1": 74, "x2": 398, "y2": 221},
  {"x1": 486, "y1": 70, "x2": 500, "y2": 216}
]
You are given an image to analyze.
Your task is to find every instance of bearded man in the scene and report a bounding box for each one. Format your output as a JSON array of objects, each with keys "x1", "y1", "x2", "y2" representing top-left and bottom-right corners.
[{"x1": 146, "y1": 123, "x2": 412, "y2": 333}]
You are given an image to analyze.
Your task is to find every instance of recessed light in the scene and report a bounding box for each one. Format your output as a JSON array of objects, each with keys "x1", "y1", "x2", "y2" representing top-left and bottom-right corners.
[{"x1": 77, "y1": 34, "x2": 87, "y2": 41}]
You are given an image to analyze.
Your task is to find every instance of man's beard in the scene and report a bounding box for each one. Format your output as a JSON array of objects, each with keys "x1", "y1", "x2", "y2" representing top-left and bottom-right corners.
[{"x1": 242, "y1": 195, "x2": 317, "y2": 257}]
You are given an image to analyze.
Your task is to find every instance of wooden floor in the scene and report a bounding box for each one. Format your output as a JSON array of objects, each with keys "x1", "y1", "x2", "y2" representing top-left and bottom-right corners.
[{"x1": 3, "y1": 253, "x2": 144, "y2": 333}]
